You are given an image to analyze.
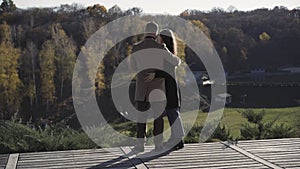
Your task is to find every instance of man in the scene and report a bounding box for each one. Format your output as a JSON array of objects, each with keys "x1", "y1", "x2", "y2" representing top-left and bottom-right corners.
[{"x1": 129, "y1": 21, "x2": 180, "y2": 152}]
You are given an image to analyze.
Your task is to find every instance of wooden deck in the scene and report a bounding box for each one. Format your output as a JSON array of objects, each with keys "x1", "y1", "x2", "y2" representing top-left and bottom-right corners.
[{"x1": 2, "y1": 138, "x2": 300, "y2": 169}]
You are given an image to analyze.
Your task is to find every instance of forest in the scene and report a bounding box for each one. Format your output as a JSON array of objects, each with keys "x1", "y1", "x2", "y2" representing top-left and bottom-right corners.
[{"x1": 0, "y1": 0, "x2": 299, "y2": 128}]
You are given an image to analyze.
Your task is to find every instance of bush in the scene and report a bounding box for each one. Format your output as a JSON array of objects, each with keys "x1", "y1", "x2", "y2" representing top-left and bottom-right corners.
[
  {"x1": 293, "y1": 114, "x2": 300, "y2": 137},
  {"x1": 184, "y1": 123, "x2": 230, "y2": 143},
  {"x1": 184, "y1": 124, "x2": 202, "y2": 143},
  {"x1": 211, "y1": 124, "x2": 230, "y2": 141},
  {"x1": 241, "y1": 109, "x2": 265, "y2": 124},
  {"x1": 239, "y1": 109, "x2": 296, "y2": 140},
  {"x1": 270, "y1": 124, "x2": 295, "y2": 139},
  {"x1": 0, "y1": 120, "x2": 97, "y2": 154}
]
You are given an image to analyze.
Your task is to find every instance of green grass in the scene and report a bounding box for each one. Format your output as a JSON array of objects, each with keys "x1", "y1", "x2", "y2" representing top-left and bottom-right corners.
[
  {"x1": 112, "y1": 106, "x2": 300, "y2": 139},
  {"x1": 1, "y1": 106, "x2": 299, "y2": 153},
  {"x1": 209, "y1": 107, "x2": 299, "y2": 138}
]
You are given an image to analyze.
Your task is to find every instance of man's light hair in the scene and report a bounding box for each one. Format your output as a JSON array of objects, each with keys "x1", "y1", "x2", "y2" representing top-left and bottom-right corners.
[{"x1": 145, "y1": 21, "x2": 159, "y2": 36}]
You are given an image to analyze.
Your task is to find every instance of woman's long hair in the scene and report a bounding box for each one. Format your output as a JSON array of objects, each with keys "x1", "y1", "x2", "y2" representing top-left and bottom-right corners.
[{"x1": 159, "y1": 29, "x2": 177, "y2": 55}]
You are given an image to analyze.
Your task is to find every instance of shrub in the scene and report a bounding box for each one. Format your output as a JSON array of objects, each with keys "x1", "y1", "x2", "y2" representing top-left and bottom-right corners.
[
  {"x1": 239, "y1": 109, "x2": 296, "y2": 140},
  {"x1": 184, "y1": 124, "x2": 202, "y2": 143},
  {"x1": 269, "y1": 124, "x2": 295, "y2": 139},
  {"x1": 0, "y1": 120, "x2": 97, "y2": 154},
  {"x1": 211, "y1": 124, "x2": 230, "y2": 141},
  {"x1": 184, "y1": 123, "x2": 230, "y2": 143},
  {"x1": 293, "y1": 113, "x2": 300, "y2": 137}
]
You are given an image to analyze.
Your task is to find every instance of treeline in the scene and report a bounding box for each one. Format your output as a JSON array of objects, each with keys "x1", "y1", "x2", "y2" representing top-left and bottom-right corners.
[
  {"x1": 181, "y1": 6, "x2": 300, "y2": 73},
  {"x1": 0, "y1": 2, "x2": 144, "y2": 123},
  {"x1": 0, "y1": 1, "x2": 299, "y2": 125}
]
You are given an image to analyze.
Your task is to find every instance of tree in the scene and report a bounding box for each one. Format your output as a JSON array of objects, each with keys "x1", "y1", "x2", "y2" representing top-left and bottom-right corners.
[
  {"x1": 227, "y1": 5, "x2": 238, "y2": 13},
  {"x1": 0, "y1": 21, "x2": 21, "y2": 119},
  {"x1": 0, "y1": 0, "x2": 16, "y2": 13},
  {"x1": 56, "y1": 3, "x2": 83, "y2": 13},
  {"x1": 190, "y1": 20, "x2": 211, "y2": 39},
  {"x1": 82, "y1": 18, "x2": 97, "y2": 41},
  {"x1": 95, "y1": 62, "x2": 106, "y2": 95},
  {"x1": 124, "y1": 7, "x2": 142, "y2": 15},
  {"x1": 180, "y1": 10, "x2": 190, "y2": 17},
  {"x1": 259, "y1": 32, "x2": 271, "y2": 41},
  {"x1": 87, "y1": 4, "x2": 107, "y2": 17},
  {"x1": 21, "y1": 41, "x2": 39, "y2": 108},
  {"x1": 79, "y1": 44, "x2": 106, "y2": 95},
  {"x1": 175, "y1": 37, "x2": 186, "y2": 86},
  {"x1": 222, "y1": 27, "x2": 249, "y2": 73},
  {"x1": 108, "y1": 5, "x2": 122, "y2": 18},
  {"x1": 0, "y1": 0, "x2": 9, "y2": 12},
  {"x1": 39, "y1": 41, "x2": 56, "y2": 111},
  {"x1": 49, "y1": 23, "x2": 77, "y2": 101},
  {"x1": 211, "y1": 7, "x2": 225, "y2": 14}
]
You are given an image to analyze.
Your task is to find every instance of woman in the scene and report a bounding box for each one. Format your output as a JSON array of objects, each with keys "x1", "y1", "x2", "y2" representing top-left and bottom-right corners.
[{"x1": 156, "y1": 29, "x2": 184, "y2": 150}]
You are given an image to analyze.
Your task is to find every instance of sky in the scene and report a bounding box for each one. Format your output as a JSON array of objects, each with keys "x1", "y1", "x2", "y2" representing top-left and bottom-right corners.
[{"x1": 13, "y1": 0, "x2": 300, "y2": 15}]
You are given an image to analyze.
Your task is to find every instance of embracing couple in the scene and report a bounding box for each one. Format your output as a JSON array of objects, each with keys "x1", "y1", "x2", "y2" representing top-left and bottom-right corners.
[{"x1": 129, "y1": 21, "x2": 185, "y2": 153}]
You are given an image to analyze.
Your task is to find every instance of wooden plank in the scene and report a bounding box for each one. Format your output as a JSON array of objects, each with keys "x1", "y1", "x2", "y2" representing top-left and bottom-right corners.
[
  {"x1": 155, "y1": 165, "x2": 269, "y2": 169},
  {"x1": 145, "y1": 159, "x2": 261, "y2": 166},
  {"x1": 238, "y1": 140, "x2": 300, "y2": 145},
  {"x1": 17, "y1": 147, "x2": 134, "y2": 169},
  {"x1": 142, "y1": 142, "x2": 267, "y2": 169},
  {"x1": 237, "y1": 138, "x2": 300, "y2": 143},
  {"x1": 5, "y1": 153, "x2": 19, "y2": 169},
  {"x1": 72, "y1": 148, "x2": 134, "y2": 169},
  {"x1": 18, "y1": 153, "x2": 119, "y2": 162},
  {"x1": 141, "y1": 154, "x2": 247, "y2": 162},
  {"x1": 237, "y1": 138, "x2": 300, "y2": 168},
  {"x1": 256, "y1": 152, "x2": 300, "y2": 157},
  {"x1": 146, "y1": 161, "x2": 267, "y2": 169},
  {"x1": 238, "y1": 144, "x2": 300, "y2": 149},
  {"x1": 222, "y1": 142, "x2": 283, "y2": 169},
  {"x1": 259, "y1": 153, "x2": 300, "y2": 159},
  {"x1": 19, "y1": 150, "x2": 112, "y2": 159},
  {"x1": 241, "y1": 147, "x2": 300, "y2": 152},
  {"x1": 6, "y1": 138, "x2": 300, "y2": 168},
  {"x1": 0, "y1": 154, "x2": 9, "y2": 169},
  {"x1": 18, "y1": 147, "x2": 122, "y2": 158},
  {"x1": 140, "y1": 151, "x2": 241, "y2": 158},
  {"x1": 279, "y1": 164, "x2": 300, "y2": 168},
  {"x1": 17, "y1": 161, "x2": 77, "y2": 168},
  {"x1": 120, "y1": 146, "x2": 147, "y2": 169},
  {"x1": 236, "y1": 138, "x2": 300, "y2": 147}
]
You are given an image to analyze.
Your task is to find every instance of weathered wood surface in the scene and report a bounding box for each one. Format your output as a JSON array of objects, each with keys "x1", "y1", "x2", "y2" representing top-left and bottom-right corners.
[
  {"x1": 0, "y1": 154, "x2": 8, "y2": 169},
  {"x1": 1, "y1": 138, "x2": 300, "y2": 169},
  {"x1": 236, "y1": 138, "x2": 300, "y2": 169}
]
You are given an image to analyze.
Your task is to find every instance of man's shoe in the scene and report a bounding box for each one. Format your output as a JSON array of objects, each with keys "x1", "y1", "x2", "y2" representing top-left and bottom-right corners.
[
  {"x1": 176, "y1": 140, "x2": 184, "y2": 150},
  {"x1": 132, "y1": 145, "x2": 144, "y2": 153},
  {"x1": 163, "y1": 139, "x2": 184, "y2": 150}
]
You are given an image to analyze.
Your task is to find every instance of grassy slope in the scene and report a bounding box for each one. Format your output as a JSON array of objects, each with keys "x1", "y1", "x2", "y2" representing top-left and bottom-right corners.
[
  {"x1": 205, "y1": 107, "x2": 299, "y2": 138},
  {"x1": 1, "y1": 107, "x2": 299, "y2": 153},
  {"x1": 113, "y1": 106, "x2": 300, "y2": 139}
]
